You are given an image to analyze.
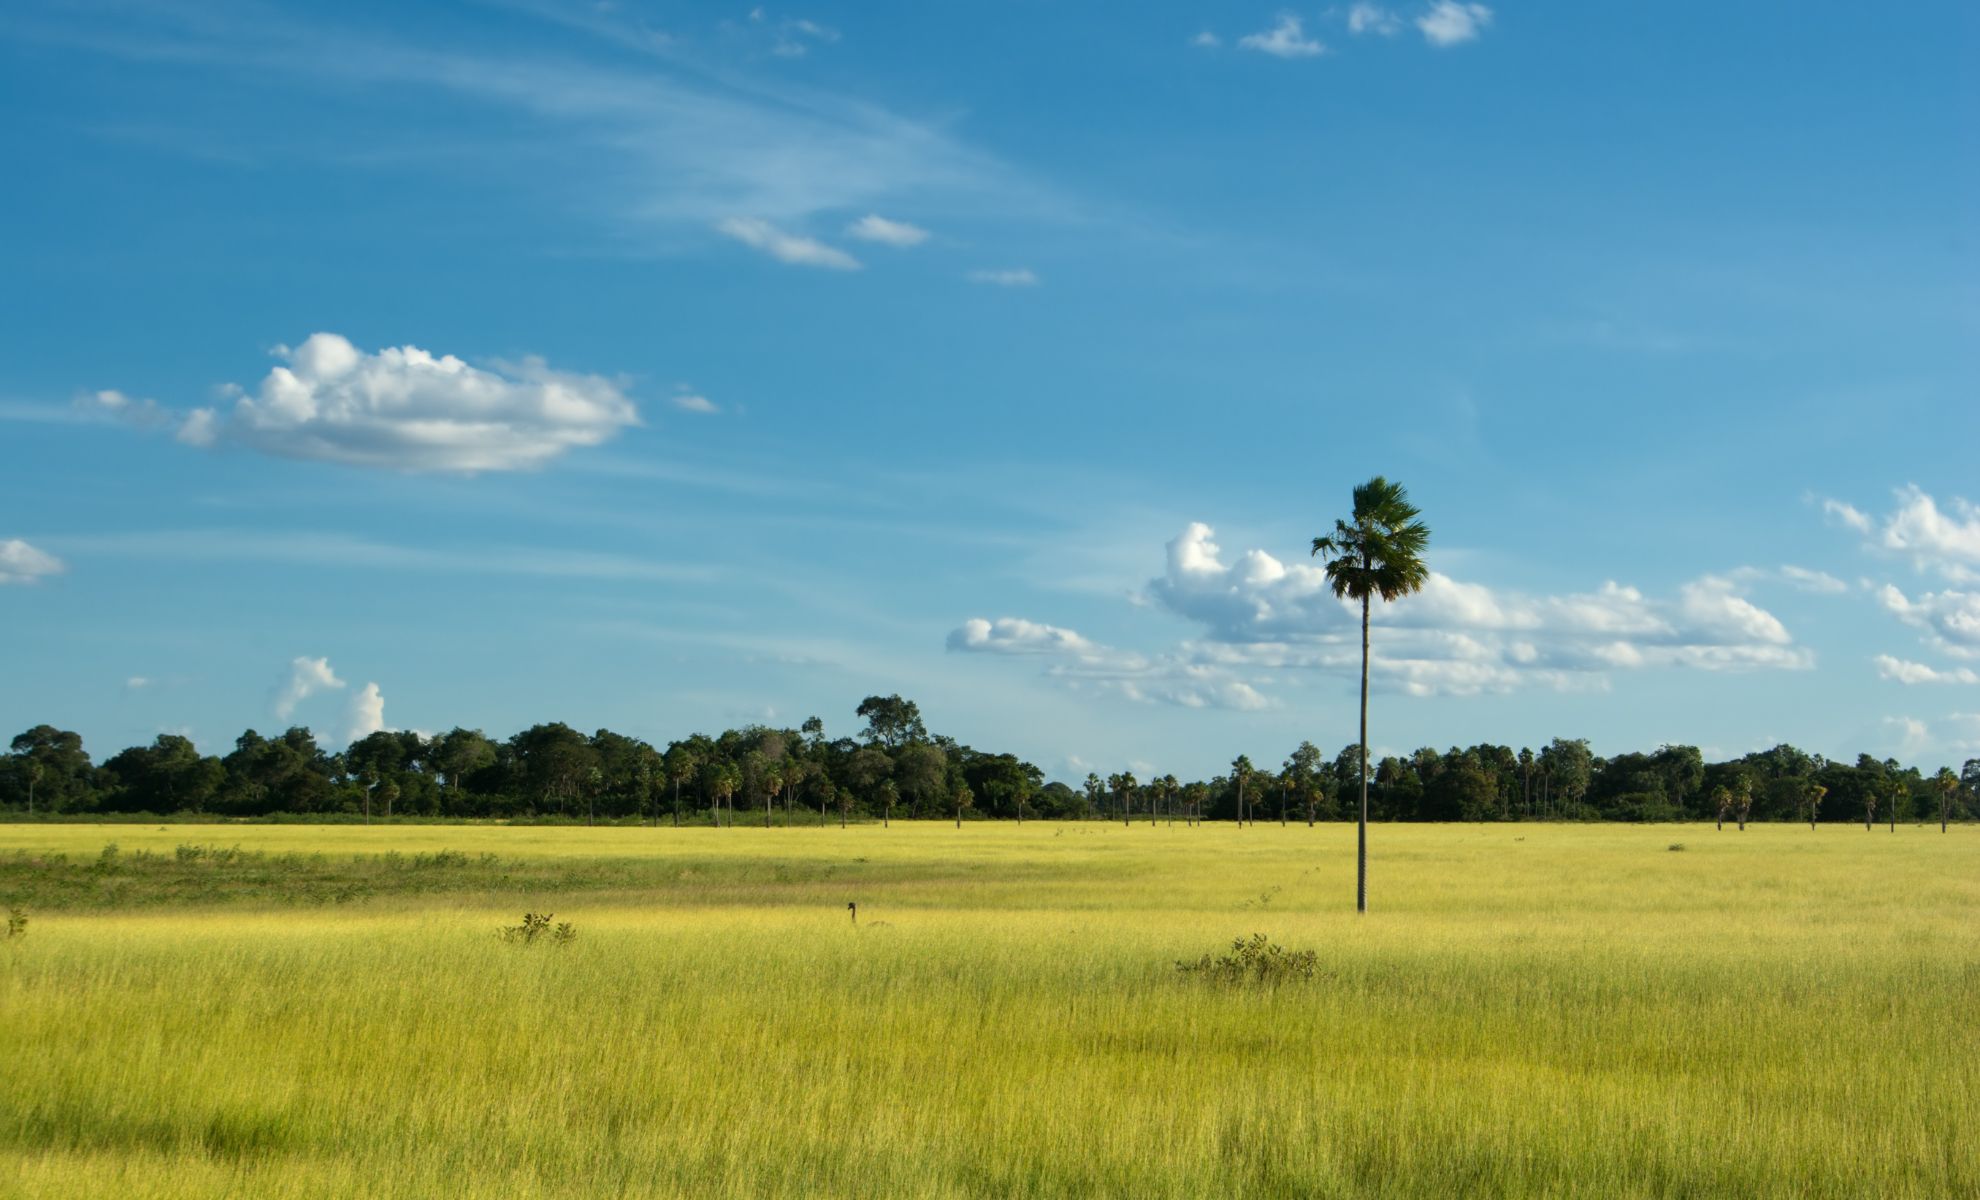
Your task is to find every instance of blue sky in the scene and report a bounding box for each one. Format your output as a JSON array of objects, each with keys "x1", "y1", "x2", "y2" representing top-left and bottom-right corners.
[{"x1": 3, "y1": 0, "x2": 1976, "y2": 779}]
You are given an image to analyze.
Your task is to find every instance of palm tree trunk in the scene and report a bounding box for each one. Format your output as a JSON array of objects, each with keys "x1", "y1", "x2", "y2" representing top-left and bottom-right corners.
[{"x1": 1358, "y1": 592, "x2": 1370, "y2": 914}]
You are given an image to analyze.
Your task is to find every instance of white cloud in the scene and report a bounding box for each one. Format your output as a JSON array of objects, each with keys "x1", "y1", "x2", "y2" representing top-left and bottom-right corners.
[
  {"x1": 845, "y1": 214, "x2": 930, "y2": 247},
  {"x1": 1780, "y1": 565, "x2": 1849, "y2": 594},
  {"x1": 1822, "y1": 497, "x2": 1873, "y2": 534},
  {"x1": 1874, "y1": 655, "x2": 1980, "y2": 686},
  {"x1": 125, "y1": 676, "x2": 151, "y2": 691},
  {"x1": 671, "y1": 391, "x2": 720, "y2": 415},
  {"x1": 1417, "y1": 1, "x2": 1492, "y2": 46},
  {"x1": 1878, "y1": 486, "x2": 1980, "y2": 580},
  {"x1": 347, "y1": 682, "x2": 388, "y2": 743},
  {"x1": 141, "y1": 333, "x2": 639, "y2": 473},
  {"x1": 1191, "y1": 31, "x2": 1221, "y2": 48},
  {"x1": 75, "y1": 389, "x2": 172, "y2": 429},
  {"x1": 1145, "y1": 522, "x2": 1808, "y2": 695},
  {"x1": 175, "y1": 407, "x2": 220, "y2": 447},
  {"x1": 1878, "y1": 584, "x2": 1980, "y2": 660},
  {"x1": 948, "y1": 617, "x2": 1099, "y2": 657},
  {"x1": 967, "y1": 267, "x2": 1039, "y2": 287},
  {"x1": 717, "y1": 217, "x2": 862, "y2": 270},
  {"x1": 1347, "y1": 4, "x2": 1403, "y2": 36},
  {"x1": 0, "y1": 539, "x2": 65, "y2": 585},
  {"x1": 275, "y1": 656, "x2": 346, "y2": 721},
  {"x1": 1240, "y1": 14, "x2": 1327, "y2": 58}
]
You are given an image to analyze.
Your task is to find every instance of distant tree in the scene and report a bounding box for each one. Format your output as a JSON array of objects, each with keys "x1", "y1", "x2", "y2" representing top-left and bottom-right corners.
[
  {"x1": 1935, "y1": 767, "x2": 1960, "y2": 833},
  {"x1": 1313, "y1": 476, "x2": 1431, "y2": 913},
  {"x1": 1231, "y1": 755, "x2": 1254, "y2": 827},
  {"x1": 1803, "y1": 782, "x2": 1827, "y2": 831},
  {"x1": 953, "y1": 782, "x2": 973, "y2": 828},
  {"x1": 1734, "y1": 777, "x2": 1753, "y2": 831},
  {"x1": 1083, "y1": 773, "x2": 1104, "y2": 820},
  {"x1": 1713, "y1": 785, "x2": 1733, "y2": 832},
  {"x1": 1863, "y1": 781, "x2": 1878, "y2": 832},
  {"x1": 855, "y1": 695, "x2": 926, "y2": 749},
  {"x1": 664, "y1": 743, "x2": 700, "y2": 827}
]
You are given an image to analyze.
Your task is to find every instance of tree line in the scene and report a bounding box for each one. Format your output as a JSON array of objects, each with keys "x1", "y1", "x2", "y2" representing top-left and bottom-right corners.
[{"x1": 3, "y1": 696, "x2": 1975, "y2": 827}]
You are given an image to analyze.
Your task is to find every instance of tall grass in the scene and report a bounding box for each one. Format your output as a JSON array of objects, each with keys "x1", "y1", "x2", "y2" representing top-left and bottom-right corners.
[{"x1": 2, "y1": 823, "x2": 1974, "y2": 1197}]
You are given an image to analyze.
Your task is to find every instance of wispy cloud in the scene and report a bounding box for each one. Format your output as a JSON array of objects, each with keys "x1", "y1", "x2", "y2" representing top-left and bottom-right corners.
[
  {"x1": 1347, "y1": 4, "x2": 1403, "y2": 36},
  {"x1": 12, "y1": 0, "x2": 1046, "y2": 239},
  {"x1": 967, "y1": 267, "x2": 1039, "y2": 287},
  {"x1": 0, "y1": 539, "x2": 66, "y2": 585},
  {"x1": 717, "y1": 216, "x2": 862, "y2": 269},
  {"x1": 53, "y1": 529, "x2": 722, "y2": 585},
  {"x1": 1874, "y1": 655, "x2": 1979, "y2": 686},
  {"x1": 1239, "y1": 14, "x2": 1327, "y2": 58},
  {"x1": 671, "y1": 390, "x2": 720, "y2": 415},
  {"x1": 845, "y1": 213, "x2": 930, "y2": 247}
]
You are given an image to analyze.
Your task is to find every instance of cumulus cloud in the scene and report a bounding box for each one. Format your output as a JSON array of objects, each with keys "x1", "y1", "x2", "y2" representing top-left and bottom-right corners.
[
  {"x1": 1347, "y1": 4, "x2": 1403, "y2": 36},
  {"x1": 347, "y1": 682, "x2": 388, "y2": 743},
  {"x1": 845, "y1": 214, "x2": 930, "y2": 246},
  {"x1": 1883, "y1": 715, "x2": 1931, "y2": 757},
  {"x1": 274, "y1": 656, "x2": 346, "y2": 720},
  {"x1": 0, "y1": 539, "x2": 65, "y2": 585},
  {"x1": 716, "y1": 216, "x2": 862, "y2": 269},
  {"x1": 1878, "y1": 486, "x2": 1980, "y2": 581},
  {"x1": 967, "y1": 267, "x2": 1039, "y2": 287},
  {"x1": 147, "y1": 333, "x2": 640, "y2": 473},
  {"x1": 1877, "y1": 584, "x2": 1980, "y2": 660},
  {"x1": 1874, "y1": 655, "x2": 1979, "y2": 686},
  {"x1": 671, "y1": 390, "x2": 719, "y2": 414},
  {"x1": 1416, "y1": 1, "x2": 1493, "y2": 46},
  {"x1": 1147, "y1": 523, "x2": 1808, "y2": 695},
  {"x1": 1239, "y1": 14, "x2": 1326, "y2": 58}
]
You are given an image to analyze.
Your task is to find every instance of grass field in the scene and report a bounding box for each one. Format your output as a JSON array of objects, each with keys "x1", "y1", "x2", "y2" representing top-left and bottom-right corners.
[{"x1": 2, "y1": 821, "x2": 1975, "y2": 1198}]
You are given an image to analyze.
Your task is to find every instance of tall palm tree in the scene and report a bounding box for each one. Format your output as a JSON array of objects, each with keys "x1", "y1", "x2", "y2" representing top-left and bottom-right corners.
[
  {"x1": 1934, "y1": 767, "x2": 1959, "y2": 833},
  {"x1": 1313, "y1": 476, "x2": 1431, "y2": 914}
]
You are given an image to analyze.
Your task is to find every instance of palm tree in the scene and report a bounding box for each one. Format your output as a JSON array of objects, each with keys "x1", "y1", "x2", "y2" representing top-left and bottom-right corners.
[
  {"x1": 1934, "y1": 767, "x2": 1959, "y2": 833},
  {"x1": 1803, "y1": 782, "x2": 1827, "y2": 831},
  {"x1": 1713, "y1": 785, "x2": 1732, "y2": 831},
  {"x1": 1231, "y1": 755, "x2": 1253, "y2": 827},
  {"x1": 1313, "y1": 476, "x2": 1431, "y2": 914},
  {"x1": 1734, "y1": 777, "x2": 1753, "y2": 831}
]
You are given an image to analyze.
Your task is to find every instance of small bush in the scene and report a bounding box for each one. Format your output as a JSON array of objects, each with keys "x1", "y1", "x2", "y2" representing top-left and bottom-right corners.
[
  {"x1": 4, "y1": 906, "x2": 26, "y2": 939},
  {"x1": 500, "y1": 912, "x2": 576, "y2": 947},
  {"x1": 1667, "y1": 843, "x2": 1686, "y2": 852},
  {"x1": 1177, "y1": 933, "x2": 1319, "y2": 984}
]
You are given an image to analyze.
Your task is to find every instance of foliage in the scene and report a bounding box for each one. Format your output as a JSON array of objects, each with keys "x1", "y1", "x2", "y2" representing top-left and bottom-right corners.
[{"x1": 1176, "y1": 932, "x2": 1321, "y2": 984}]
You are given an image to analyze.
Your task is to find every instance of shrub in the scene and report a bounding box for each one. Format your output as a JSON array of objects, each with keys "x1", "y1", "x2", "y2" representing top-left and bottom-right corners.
[
  {"x1": 1177, "y1": 933, "x2": 1319, "y2": 984},
  {"x1": 500, "y1": 912, "x2": 576, "y2": 947},
  {"x1": 4, "y1": 907, "x2": 26, "y2": 939}
]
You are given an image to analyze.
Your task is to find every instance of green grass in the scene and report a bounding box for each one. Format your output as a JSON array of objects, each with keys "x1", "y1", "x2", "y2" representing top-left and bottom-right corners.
[{"x1": 1, "y1": 822, "x2": 1974, "y2": 1198}]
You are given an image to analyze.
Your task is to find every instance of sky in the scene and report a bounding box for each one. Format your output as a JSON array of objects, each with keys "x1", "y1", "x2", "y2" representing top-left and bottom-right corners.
[{"x1": 2, "y1": 0, "x2": 1976, "y2": 780}]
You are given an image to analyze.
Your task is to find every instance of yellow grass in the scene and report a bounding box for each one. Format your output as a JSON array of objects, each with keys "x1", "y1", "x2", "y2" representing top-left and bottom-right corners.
[{"x1": 2, "y1": 822, "x2": 1975, "y2": 1198}]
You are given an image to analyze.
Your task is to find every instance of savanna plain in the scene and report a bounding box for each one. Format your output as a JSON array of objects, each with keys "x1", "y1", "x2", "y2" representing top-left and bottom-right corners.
[{"x1": 1, "y1": 821, "x2": 1974, "y2": 1199}]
